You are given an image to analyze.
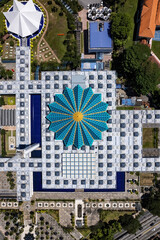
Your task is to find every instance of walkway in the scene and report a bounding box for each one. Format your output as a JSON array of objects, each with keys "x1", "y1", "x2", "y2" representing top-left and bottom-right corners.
[
  {"x1": 39, "y1": 38, "x2": 60, "y2": 63},
  {"x1": 36, "y1": 0, "x2": 60, "y2": 63},
  {"x1": 78, "y1": 9, "x2": 88, "y2": 31},
  {"x1": 2, "y1": 105, "x2": 16, "y2": 110}
]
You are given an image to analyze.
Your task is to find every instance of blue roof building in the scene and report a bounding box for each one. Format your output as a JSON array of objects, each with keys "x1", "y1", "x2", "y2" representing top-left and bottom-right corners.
[
  {"x1": 46, "y1": 85, "x2": 110, "y2": 149},
  {"x1": 88, "y1": 22, "x2": 112, "y2": 53}
]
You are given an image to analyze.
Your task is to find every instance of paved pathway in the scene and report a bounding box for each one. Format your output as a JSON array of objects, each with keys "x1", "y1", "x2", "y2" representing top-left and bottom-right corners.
[
  {"x1": 59, "y1": 208, "x2": 72, "y2": 227},
  {"x1": 2, "y1": 126, "x2": 16, "y2": 130},
  {"x1": 78, "y1": 9, "x2": 88, "y2": 31},
  {"x1": 2, "y1": 105, "x2": 16, "y2": 109},
  {"x1": 36, "y1": 0, "x2": 60, "y2": 63},
  {"x1": 33, "y1": 191, "x2": 140, "y2": 201},
  {"x1": 41, "y1": 38, "x2": 60, "y2": 63}
]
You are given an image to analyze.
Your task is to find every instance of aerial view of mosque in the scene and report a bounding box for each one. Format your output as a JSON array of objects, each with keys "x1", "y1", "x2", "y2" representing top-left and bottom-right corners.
[{"x1": 1, "y1": 0, "x2": 160, "y2": 203}]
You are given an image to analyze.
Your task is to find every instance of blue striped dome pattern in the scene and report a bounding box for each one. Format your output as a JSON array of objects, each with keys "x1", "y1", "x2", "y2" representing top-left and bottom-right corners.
[{"x1": 46, "y1": 85, "x2": 110, "y2": 149}]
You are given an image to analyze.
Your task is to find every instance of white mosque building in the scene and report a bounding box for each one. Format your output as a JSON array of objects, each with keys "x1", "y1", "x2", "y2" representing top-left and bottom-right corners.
[
  {"x1": 1, "y1": 0, "x2": 160, "y2": 202},
  {"x1": 3, "y1": 0, "x2": 43, "y2": 38}
]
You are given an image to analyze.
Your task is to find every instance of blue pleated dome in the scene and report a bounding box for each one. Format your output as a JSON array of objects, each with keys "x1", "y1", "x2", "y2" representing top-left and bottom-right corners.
[{"x1": 46, "y1": 85, "x2": 110, "y2": 149}]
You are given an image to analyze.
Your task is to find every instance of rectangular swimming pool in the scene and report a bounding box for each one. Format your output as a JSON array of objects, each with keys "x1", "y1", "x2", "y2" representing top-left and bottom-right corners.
[
  {"x1": 31, "y1": 94, "x2": 41, "y2": 146},
  {"x1": 33, "y1": 172, "x2": 125, "y2": 192}
]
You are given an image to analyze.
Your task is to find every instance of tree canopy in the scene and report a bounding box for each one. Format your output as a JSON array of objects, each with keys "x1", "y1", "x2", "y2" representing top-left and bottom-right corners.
[
  {"x1": 121, "y1": 43, "x2": 151, "y2": 78},
  {"x1": 0, "y1": 64, "x2": 13, "y2": 80},
  {"x1": 103, "y1": 0, "x2": 127, "y2": 11},
  {"x1": 112, "y1": 43, "x2": 160, "y2": 95},
  {"x1": 141, "y1": 180, "x2": 160, "y2": 216},
  {"x1": 111, "y1": 13, "x2": 131, "y2": 48},
  {"x1": 150, "y1": 89, "x2": 160, "y2": 109},
  {"x1": 90, "y1": 220, "x2": 122, "y2": 240},
  {"x1": 119, "y1": 214, "x2": 141, "y2": 234}
]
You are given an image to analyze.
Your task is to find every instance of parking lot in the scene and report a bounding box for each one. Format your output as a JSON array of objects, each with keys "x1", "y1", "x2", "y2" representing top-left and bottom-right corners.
[{"x1": 78, "y1": 0, "x2": 102, "y2": 9}]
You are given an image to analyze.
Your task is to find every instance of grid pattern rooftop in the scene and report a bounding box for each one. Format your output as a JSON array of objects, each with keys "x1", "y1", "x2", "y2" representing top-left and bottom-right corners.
[{"x1": 62, "y1": 153, "x2": 96, "y2": 178}]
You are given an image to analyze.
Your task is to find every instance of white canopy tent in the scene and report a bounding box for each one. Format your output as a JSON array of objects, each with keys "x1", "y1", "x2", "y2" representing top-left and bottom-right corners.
[{"x1": 3, "y1": 0, "x2": 43, "y2": 37}]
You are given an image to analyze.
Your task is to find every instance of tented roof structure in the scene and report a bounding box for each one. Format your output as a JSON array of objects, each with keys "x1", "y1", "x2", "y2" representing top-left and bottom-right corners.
[
  {"x1": 46, "y1": 85, "x2": 110, "y2": 149},
  {"x1": 3, "y1": 0, "x2": 43, "y2": 37}
]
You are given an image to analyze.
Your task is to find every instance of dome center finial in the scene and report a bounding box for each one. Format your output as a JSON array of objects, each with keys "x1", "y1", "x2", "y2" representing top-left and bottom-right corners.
[{"x1": 73, "y1": 112, "x2": 83, "y2": 122}]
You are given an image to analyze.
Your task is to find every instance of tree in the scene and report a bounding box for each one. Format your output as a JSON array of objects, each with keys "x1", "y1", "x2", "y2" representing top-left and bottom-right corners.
[
  {"x1": 47, "y1": 0, "x2": 52, "y2": 4},
  {"x1": 9, "y1": 40, "x2": 14, "y2": 47},
  {"x1": 59, "y1": 12, "x2": 63, "y2": 16},
  {"x1": 90, "y1": 220, "x2": 122, "y2": 240},
  {"x1": 141, "y1": 183, "x2": 160, "y2": 217},
  {"x1": 51, "y1": 6, "x2": 58, "y2": 12},
  {"x1": 111, "y1": 13, "x2": 131, "y2": 48},
  {"x1": 0, "y1": 96, "x2": 5, "y2": 106},
  {"x1": 40, "y1": 61, "x2": 59, "y2": 71},
  {"x1": 119, "y1": 214, "x2": 141, "y2": 234},
  {"x1": 6, "y1": 70, "x2": 13, "y2": 79},
  {"x1": 103, "y1": 0, "x2": 127, "y2": 11},
  {"x1": 120, "y1": 43, "x2": 151, "y2": 78},
  {"x1": 132, "y1": 61, "x2": 160, "y2": 95},
  {"x1": 112, "y1": 43, "x2": 160, "y2": 95},
  {"x1": 150, "y1": 89, "x2": 160, "y2": 109}
]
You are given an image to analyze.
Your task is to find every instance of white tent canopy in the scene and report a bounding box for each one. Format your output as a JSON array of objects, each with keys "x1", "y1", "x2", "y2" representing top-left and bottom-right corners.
[{"x1": 3, "y1": 0, "x2": 43, "y2": 37}]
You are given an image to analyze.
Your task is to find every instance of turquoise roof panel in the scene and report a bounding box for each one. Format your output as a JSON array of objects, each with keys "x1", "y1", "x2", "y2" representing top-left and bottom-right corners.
[{"x1": 47, "y1": 85, "x2": 110, "y2": 149}]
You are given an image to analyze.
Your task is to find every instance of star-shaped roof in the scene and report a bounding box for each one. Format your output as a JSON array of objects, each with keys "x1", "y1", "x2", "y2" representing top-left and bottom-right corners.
[
  {"x1": 3, "y1": 0, "x2": 43, "y2": 37},
  {"x1": 46, "y1": 85, "x2": 110, "y2": 149}
]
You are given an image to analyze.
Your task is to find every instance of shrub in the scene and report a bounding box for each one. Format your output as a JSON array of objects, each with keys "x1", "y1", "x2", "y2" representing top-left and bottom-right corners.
[{"x1": 9, "y1": 40, "x2": 14, "y2": 47}]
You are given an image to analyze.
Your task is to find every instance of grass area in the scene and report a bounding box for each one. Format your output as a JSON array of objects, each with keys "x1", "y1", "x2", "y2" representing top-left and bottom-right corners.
[
  {"x1": 152, "y1": 40, "x2": 160, "y2": 59},
  {"x1": 100, "y1": 210, "x2": 134, "y2": 223},
  {"x1": 143, "y1": 128, "x2": 158, "y2": 148},
  {"x1": 5, "y1": 130, "x2": 16, "y2": 156},
  {"x1": 118, "y1": 0, "x2": 139, "y2": 47},
  {"x1": 32, "y1": 37, "x2": 39, "y2": 56},
  {"x1": 117, "y1": 106, "x2": 141, "y2": 110},
  {"x1": 48, "y1": 210, "x2": 59, "y2": 223},
  {"x1": 4, "y1": 95, "x2": 15, "y2": 105},
  {"x1": 81, "y1": 32, "x2": 84, "y2": 53},
  {"x1": 41, "y1": 0, "x2": 69, "y2": 60},
  {"x1": 0, "y1": 12, "x2": 4, "y2": 33},
  {"x1": 0, "y1": 1, "x2": 12, "y2": 33},
  {"x1": 140, "y1": 173, "x2": 154, "y2": 186},
  {"x1": 78, "y1": 228, "x2": 91, "y2": 238}
]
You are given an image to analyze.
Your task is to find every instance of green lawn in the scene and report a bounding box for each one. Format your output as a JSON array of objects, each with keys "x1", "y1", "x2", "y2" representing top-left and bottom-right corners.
[
  {"x1": 78, "y1": 228, "x2": 91, "y2": 238},
  {"x1": 0, "y1": 12, "x2": 4, "y2": 33},
  {"x1": 0, "y1": 1, "x2": 12, "y2": 33},
  {"x1": 41, "y1": 1, "x2": 69, "y2": 60},
  {"x1": 100, "y1": 210, "x2": 134, "y2": 223},
  {"x1": 117, "y1": 106, "x2": 141, "y2": 110},
  {"x1": 152, "y1": 40, "x2": 160, "y2": 59},
  {"x1": 81, "y1": 32, "x2": 84, "y2": 53},
  {"x1": 48, "y1": 210, "x2": 59, "y2": 223},
  {"x1": 5, "y1": 130, "x2": 16, "y2": 156},
  {"x1": 143, "y1": 128, "x2": 158, "y2": 148},
  {"x1": 4, "y1": 95, "x2": 15, "y2": 105},
  {"x1": 118, "y1": 0, "x2": 139, "y2": 47}
]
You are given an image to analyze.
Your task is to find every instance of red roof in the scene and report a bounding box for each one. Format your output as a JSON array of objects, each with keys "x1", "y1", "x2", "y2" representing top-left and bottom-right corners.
[{"x1": 139, "y1": 0, "x2": 159, "y2": 38}]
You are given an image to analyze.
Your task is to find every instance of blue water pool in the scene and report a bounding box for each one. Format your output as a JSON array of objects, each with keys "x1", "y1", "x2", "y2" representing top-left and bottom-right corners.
[
  {"x1": 153, "y1": 30, "x2": 160, "y2": 41},
  {"x1": 33, "y1": 172, "x2": 125, "y2": 192},
  {"x1": 31, "y1": 95, "x2": 41, "y2": 146}
]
